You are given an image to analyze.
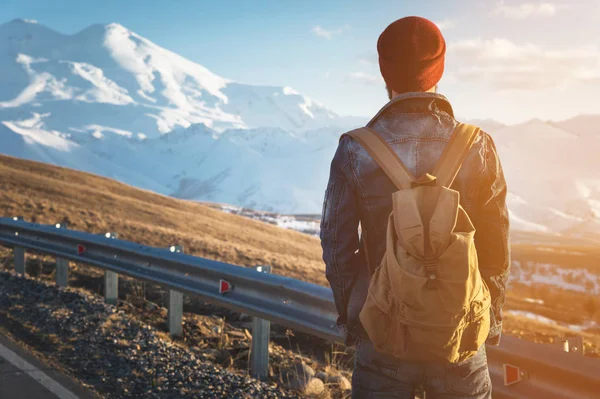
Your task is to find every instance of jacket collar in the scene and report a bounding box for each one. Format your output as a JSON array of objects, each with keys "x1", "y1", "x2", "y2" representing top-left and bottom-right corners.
[{"x1": 367, "y1": 92, "x2": 455, "y2": 127}]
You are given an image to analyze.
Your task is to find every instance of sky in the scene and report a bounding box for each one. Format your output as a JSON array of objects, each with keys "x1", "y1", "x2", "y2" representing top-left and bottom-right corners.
[{"x1": 1, "y1": 0, "x2": 599, "y2": 125}]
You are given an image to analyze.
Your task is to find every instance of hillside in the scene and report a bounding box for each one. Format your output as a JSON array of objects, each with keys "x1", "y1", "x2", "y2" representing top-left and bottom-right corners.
[{"x1": 0, "y1": 153, "x2": 327, "y2": 286}]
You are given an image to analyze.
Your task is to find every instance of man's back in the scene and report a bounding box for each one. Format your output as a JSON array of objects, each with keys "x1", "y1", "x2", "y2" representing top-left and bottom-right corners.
[
  {"x1": 320, "y1": 91, "x2": 510, "y2": 398},
  {"x1": 320, "y1": 16, "x2": 510, "y2": 398}
]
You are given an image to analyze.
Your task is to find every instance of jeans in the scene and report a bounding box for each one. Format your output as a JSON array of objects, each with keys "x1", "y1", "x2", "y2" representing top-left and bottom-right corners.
[{"x1": 352, "y1": 340, "x2": 492, "y2": 399}]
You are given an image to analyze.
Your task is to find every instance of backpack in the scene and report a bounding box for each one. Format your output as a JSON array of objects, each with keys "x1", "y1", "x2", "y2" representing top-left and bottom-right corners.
[{"x1": 343, "y1": 123, "x2": 491, "y2": 364}]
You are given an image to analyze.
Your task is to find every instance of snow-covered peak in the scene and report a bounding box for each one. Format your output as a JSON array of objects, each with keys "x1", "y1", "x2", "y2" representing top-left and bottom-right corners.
[{"x1": 0, "y1": 19, "x2": 347, "y2": 139}]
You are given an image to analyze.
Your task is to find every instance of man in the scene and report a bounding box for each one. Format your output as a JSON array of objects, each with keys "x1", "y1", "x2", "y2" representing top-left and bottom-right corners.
[{"x1": 320, "y1": 16, "x2": 510, "y2": 398}]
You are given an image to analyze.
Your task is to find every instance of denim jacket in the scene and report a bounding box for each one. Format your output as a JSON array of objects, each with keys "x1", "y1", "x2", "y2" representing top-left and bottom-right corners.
[{"x1": 320, "y1": 92, "x2": 510, "y2": 347}]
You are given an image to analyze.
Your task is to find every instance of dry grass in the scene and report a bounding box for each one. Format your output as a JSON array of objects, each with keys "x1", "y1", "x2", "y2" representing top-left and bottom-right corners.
[{"x1": 0, "y1": 154, "x2": 326, "y2": 286}]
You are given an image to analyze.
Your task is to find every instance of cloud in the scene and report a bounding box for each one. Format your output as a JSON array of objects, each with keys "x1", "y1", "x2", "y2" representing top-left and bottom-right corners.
[
  {"x1": 435, "y1": 19, "x2": 456, "y2": 31},
  {"x1": 347, "y1": 72, "x2": 383, "y2": 85},
  {"x1": 492, "y1": 2, "x2": 569, "y2": 19},
  {"x1": 312, "y1": 25, "x2": 351, "y2": 40},
  {"x1": 448, "y1": 38, "x2": 600, "y2": 90}
]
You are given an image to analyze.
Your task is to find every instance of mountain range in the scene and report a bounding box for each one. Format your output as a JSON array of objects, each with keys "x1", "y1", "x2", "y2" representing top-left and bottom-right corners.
[{"x1": 1, "y1": 18, "x2": 599, "y2": 238}]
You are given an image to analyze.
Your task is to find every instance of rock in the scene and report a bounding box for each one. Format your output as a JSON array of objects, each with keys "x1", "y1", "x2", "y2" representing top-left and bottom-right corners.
[
  {"x1": 315, "y1": 371, "x2": 327, "y2": 382},
  {"x1": 327, "y1": 374, "x2": 351, "y2": 391},
  {"x1": 238, "y1": 313, "x2": 252, "y2": 321},
  {"x1": 304, "y1": 378, "x2": 325, "y2": 396},
  {"x1": 216, "y1": 349, "x2": 233, "y2": 367},
  {"x1": 283, "y1": 360, "x2": 315, "y2": 392},
  {"x1": 239, "y1": 322, "x2": 254, "y2": 331},
  {"x1": 227, "y1": 330, "x2": 246, "y2": 339},
  {"x1": 0, "y1": 271, "x2": 296, "y2": 399}
]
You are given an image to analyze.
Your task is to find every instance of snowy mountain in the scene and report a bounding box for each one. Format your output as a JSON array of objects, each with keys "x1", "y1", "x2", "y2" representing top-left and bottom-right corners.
[
  {"x1": 0, "y1": 19, "x2": 361, "y2": 137},
  {"x1": 1, "y1": 19, "x2": 600, "y2": 238},
  {"x1": 555, "y1": 115, "x2": 600, "y2": 138},
  {"x1": 489, "y1": 120, "x2": 600, "y2": 236}
]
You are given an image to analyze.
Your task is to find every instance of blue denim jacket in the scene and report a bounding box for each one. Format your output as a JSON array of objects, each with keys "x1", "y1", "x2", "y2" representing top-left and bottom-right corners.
[{"x1": 320, "y1": 92, "x2": 510, "y2": 347}]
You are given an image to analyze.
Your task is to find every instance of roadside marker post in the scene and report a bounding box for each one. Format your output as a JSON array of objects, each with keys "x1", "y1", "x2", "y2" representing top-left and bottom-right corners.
[
  {"x1": 12, "y1": 216, "x2": 25, "y2": 276},
  {"x1": 103, "y1": 232, "x2": 119, "y2": 305},
  {"x1": 168, "y1": 245, "x2": 184, "y2": 336},
  {"x1": 55, "y1": 222, "x2": 69, "y2": 287},
  {"x1": 251, "y1": 265, "x2": 271, "y2": 381}
]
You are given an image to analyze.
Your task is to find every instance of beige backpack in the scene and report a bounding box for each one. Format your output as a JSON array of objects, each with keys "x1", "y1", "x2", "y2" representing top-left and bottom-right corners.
[{"x1": 345, "y1": 124, "x2": 491, "y2": 364}]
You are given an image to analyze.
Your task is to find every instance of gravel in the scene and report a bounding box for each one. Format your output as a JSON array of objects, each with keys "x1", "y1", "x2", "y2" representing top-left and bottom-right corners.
[{"x1": 0, "y1": 271, "x2": 298, "y2": 398}]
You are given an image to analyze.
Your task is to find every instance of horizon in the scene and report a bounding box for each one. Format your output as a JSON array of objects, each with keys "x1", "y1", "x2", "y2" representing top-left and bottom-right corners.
[{"x1": 1, "y1": 0, "x2": 599, "y2": 125}]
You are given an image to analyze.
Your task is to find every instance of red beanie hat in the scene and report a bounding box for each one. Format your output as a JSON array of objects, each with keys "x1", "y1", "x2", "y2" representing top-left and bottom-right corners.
[{"x1": 377, "y1": 16, "x2": 446, "y2": 94}]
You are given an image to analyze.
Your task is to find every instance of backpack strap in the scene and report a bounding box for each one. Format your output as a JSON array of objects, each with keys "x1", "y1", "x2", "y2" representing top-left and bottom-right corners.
[
  {"x1": 432, "y1": 123, "x2": 481, "y2": 188},
  {"x1": 342, "y1": 128, "x2": 414, "y2": 190}
]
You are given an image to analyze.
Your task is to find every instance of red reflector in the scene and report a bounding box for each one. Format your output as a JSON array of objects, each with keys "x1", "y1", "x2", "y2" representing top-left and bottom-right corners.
[
  {"x1": 219, "y1": 280, "x2": 232, "y2": 294},
  {"x1": 77, "y1": 244, "x2": 86, "y2": 255},
  {"x1": 503, "y1": 364, "x2": 523, "y2": 386}
]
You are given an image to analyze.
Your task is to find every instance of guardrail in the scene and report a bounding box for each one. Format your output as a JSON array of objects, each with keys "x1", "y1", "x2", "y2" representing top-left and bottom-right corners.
[{"x1": 0, "y1": 217, "x2": 599, "y2": 398}]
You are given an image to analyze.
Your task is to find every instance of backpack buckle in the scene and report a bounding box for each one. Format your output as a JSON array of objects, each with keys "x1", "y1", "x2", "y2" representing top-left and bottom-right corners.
[
  {"x1": 426, "y1": 273, "x2": 438, "y2": 289},
  {"x1": 424, "y1": 259, "x2": 438, "y2": 289}
]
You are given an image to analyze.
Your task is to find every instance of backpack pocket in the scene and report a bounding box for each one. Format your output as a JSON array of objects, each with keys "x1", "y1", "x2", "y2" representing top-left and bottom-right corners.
[
  {"x1": 459, "y1": 287, "x2": 491, "y2": 355},
  {"x1": 359, "y1": 288, "x2": 392, "y2": 353}
]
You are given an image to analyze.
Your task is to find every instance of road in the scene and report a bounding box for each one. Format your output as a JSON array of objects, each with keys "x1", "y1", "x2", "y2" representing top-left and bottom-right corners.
[{"x1": 0, "y1": 332, "x2": 99, "y2": 399}]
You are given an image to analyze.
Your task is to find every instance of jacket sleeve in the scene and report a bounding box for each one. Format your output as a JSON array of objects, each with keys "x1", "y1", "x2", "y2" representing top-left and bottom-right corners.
[
  {"x1": 471, "y1": 133, "x2": 511, "y2": 346},
  {"x1": 320, "y1": 138, "x2": 361, "y2": 340}
]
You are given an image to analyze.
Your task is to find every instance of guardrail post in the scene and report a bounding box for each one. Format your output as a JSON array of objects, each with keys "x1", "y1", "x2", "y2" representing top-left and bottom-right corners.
[
  {"x1": 168, "y1": 245, "x2": 184, "y2": 336},
  {"x1": 55, "y1": 222, "x2": 69, "y2": 287},
  {"x1": 104, "y1": 232, "x2": 119, "y2": 305},
  {"x1": 12, "y1": 216, "x2": 25, "y2": 276},
  {"x1": 251, "y1": 265, "x2": 271, "y2": 381}
]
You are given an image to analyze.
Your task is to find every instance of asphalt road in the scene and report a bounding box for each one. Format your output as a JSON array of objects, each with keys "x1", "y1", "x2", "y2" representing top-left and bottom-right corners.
[{"x1": 0, "y1": 332, "x2": 99, "y2": 399}]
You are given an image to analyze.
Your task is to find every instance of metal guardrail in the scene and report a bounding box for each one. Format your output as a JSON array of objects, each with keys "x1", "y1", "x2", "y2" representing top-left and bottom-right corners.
[{"x1": 0, "y1": 217, "x2": 599, "y2": 397}]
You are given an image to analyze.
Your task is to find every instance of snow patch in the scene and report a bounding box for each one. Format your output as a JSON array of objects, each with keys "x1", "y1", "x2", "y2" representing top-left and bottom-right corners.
[
  {"x1": 67, "y1": 61, "x2": 134, "y2": 105},
  {"x1": 283, "y1": 86, "x2": 300, "y2": 95},
  {"x1": 506, "y1": 310, "x2": 597, "y2": 332},
  {"x1": 2, "y1": 116, "x2": 77, "y2": 152},
  {"x1": 299, "y1": 96, "x2": 315, "y2": 119},
  {"x1": 509, "y1": 261, "x2": 600, "y2": 294},
  {"x1": 524, "y1": 298, "x2": 544, "y2": 305},
  {"x1": 83, "y1": 124, "x2": 134, "y2": 139}
]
